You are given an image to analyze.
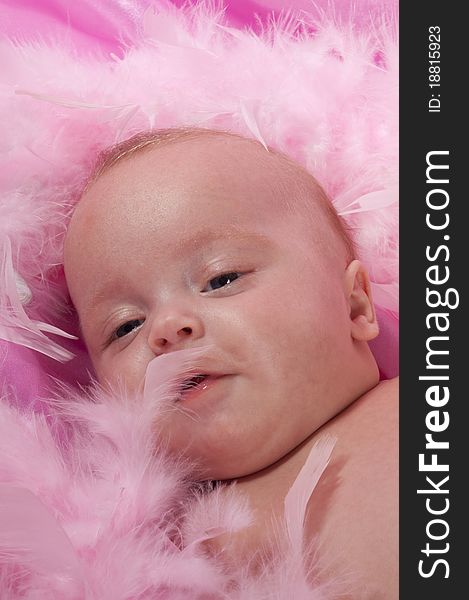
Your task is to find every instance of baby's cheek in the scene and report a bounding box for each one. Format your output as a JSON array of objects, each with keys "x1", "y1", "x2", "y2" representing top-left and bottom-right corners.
[{"x1": 94, "y1": 343, "x2": 148, "y2": 392}]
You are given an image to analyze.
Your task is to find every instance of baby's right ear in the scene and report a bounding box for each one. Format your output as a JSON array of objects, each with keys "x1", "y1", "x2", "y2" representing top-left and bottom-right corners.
[{"x1": 343, "y1": 260, "x2": 379, "y2": 342}]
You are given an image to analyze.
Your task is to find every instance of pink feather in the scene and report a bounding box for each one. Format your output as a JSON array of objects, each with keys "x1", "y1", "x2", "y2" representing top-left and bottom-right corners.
[
  {"x1": 0, "y1": 485, "x2": 84, "y2": 595},
  {"x1": 0, "y1": 237, "x2": 76, "y2": 362},
  {"x1": 283, "y1": 436, "x2": 336, "y2": 557}
]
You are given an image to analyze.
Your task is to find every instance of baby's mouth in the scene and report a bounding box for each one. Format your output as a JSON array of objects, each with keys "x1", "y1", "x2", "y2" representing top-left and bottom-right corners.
[
  {"x1": 181, "y1": 374, "x2": 207, "y2": 390},
  {"x1": 174, "y1": 372, "x2": 231, "y2": 403},
  {"x1": 176, "y1": 374, "x2": 209, "y2": 398}
]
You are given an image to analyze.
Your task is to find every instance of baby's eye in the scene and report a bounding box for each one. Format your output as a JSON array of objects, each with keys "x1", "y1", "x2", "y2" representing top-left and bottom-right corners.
[
  {"x1": 204, "y1": 272, "x2": 241, "y2": 292},
  {"x1": 114, "y1": 318, "x2": 144, "y2": 340}
]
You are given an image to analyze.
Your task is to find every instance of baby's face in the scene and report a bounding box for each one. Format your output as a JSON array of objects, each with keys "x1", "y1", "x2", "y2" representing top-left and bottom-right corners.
[{"x1": 65, "y1": 136, "x2": 375, "y2": 479}]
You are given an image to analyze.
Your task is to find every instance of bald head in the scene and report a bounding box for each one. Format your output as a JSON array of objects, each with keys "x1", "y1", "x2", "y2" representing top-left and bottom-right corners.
[{"x1": 80, "y1": 128, "x2": 355, "y2": 264}]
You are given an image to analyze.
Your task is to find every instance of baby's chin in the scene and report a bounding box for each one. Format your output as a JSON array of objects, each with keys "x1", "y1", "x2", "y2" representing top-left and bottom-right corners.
[
  {"x1": 159, "y1": 427, "x2": 263, "y2": 480},
  {"x1": 193, "y1": 461, "x2": 253, "y2": 483},
  {"x1": 159, "y1": 437, "x2": 257, "y2": 481},
  {"x1": 166, "y1": 437, "x2": 286, "y2": 482}
]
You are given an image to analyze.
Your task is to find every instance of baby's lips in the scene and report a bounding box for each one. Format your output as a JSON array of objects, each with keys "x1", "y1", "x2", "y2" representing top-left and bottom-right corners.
[{"x1": 143, "y1": 346, "x2": 212, "y2": 402}]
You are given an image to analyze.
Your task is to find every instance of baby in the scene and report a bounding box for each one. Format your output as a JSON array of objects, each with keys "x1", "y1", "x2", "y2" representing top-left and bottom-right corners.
[{"x1": 64, "y1": 128, "x2": 398, "y2": 598}]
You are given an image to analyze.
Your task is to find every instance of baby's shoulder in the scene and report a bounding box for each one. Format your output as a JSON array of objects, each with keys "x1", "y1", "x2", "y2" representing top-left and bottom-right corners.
[
  {"x1": 304, "y1": 377, "x2": 399, "y2": 597},
  {"x1": 369, "y1": 375, "x2": 399, "y2": 399},
  {"x1": 356, "y1": 375, "x2": 398, "y2": 411},
  {"x1": 338, "y1": 375, "x2": 398, "y2": 438}
]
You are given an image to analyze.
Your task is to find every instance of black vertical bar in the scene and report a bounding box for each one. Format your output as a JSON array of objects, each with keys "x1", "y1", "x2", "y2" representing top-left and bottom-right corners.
[{"x1": 400, "y1": 3, "x2": 466, "y2": 598}]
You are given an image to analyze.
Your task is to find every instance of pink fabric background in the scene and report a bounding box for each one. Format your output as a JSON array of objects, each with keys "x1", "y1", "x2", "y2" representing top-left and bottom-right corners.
[{"x1": 0, "y1": 0, "x2": 398, "y2": 54}]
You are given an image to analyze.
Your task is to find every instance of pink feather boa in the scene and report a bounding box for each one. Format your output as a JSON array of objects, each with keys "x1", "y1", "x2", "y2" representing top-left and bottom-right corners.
[
  {"x1": 0, "y1": 1, "x2": 398, "y2": 596},
  {"x1": 1, "y1": 348, "x2": 337, "y2": 598}
]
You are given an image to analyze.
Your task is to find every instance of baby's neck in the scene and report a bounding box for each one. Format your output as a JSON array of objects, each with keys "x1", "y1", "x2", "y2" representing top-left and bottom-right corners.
[{"x1": 228, "y1": 376, "x2": 382, "y2": 496}]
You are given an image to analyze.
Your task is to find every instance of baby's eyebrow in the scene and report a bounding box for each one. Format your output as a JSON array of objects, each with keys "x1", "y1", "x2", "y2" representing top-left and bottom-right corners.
[{"x1": 178, "y1": 227, "x2": 273, "y2": 251}]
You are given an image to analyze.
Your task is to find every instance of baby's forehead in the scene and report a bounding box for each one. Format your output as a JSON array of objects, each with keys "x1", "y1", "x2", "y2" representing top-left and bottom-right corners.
[
  {"x1": 91, "y1": 132, "x2": 303, "y2": 207},
  {"x1": 81, "y1": 134, "x2": 309, "y2": 230},
  {"x1": 72, "y1": 131, "x2": 350, "y2": 265}
]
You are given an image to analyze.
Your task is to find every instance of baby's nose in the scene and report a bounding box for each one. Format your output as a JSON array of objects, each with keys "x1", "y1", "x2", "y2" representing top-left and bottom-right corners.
[{"x1": 148, "y1": 310, "x2": 205, "y2": 353}]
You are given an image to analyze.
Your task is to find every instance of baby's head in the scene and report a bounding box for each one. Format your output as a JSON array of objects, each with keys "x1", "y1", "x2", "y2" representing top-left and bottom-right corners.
[{"x1": 64, "y1": 128, "x2": 379, "y2": 479}]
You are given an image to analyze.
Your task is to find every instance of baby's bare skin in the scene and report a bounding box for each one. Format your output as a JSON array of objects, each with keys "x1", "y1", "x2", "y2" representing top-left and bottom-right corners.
[{"x1": 204, "y1": 377, "x2": 398, "y2": 599}]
